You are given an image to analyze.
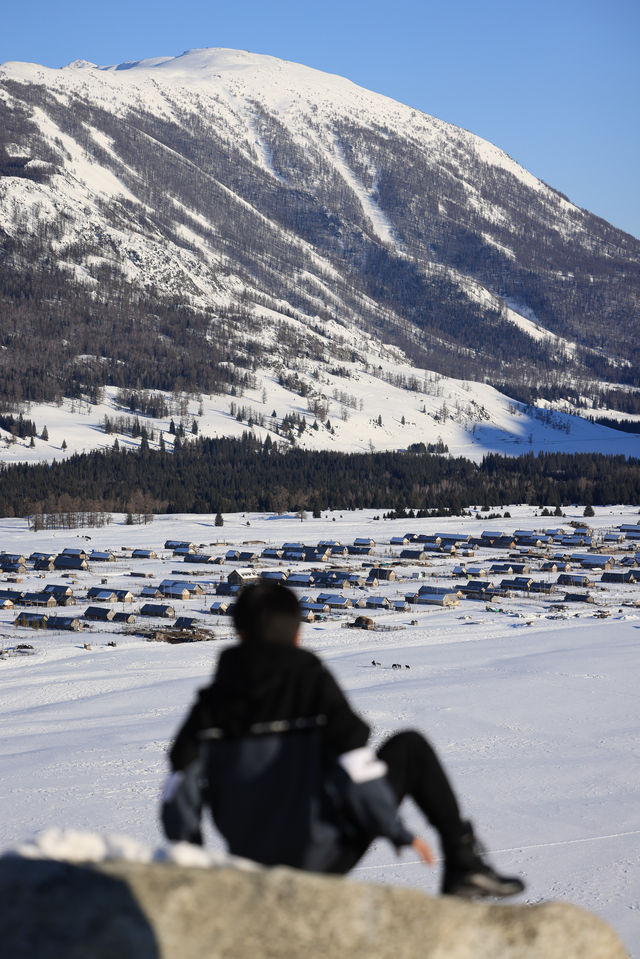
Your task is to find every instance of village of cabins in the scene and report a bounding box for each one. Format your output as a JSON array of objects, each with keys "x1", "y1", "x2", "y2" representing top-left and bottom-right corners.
[{"x1": 1, "y1": 522, "x2": 640, "y2": 642}]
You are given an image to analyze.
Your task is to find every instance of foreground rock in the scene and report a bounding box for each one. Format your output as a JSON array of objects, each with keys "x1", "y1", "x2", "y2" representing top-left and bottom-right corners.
[{"x1": 0, "y1": 857, "x2": 628, "y2": 959}]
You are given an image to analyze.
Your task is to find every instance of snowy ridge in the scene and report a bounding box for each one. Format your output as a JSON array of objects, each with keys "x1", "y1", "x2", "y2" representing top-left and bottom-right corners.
[
  {"x1": 0, "y1": 46, "x2": 624, "y2": 308},
  {"x1": 0, "y1": 47, "x2": 589, "y2": 244},
  {"x1": 86, "y1": 47, "x2": 552, "y2": 202}
]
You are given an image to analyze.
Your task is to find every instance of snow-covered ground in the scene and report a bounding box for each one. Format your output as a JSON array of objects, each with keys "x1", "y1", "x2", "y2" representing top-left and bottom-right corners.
[
  {"x1": 1, "y1": 506, "x2": 639, "y2": 954},
  {"x1": 2, "y1": 360, "x2": 639, "y2": 469}
]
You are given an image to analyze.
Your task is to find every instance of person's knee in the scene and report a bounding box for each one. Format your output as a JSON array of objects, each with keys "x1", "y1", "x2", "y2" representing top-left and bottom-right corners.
[
  {"x1": 401, "y1": 728, "x2": 428, "y2": 747},
  {"x1": 395, "y1": 729, "x2": 444, "y2": 769},
  {"x1": 379, "y1": 728, "x2": 432, "y2": 761},
  {"x1": 394, "y1": 728, "x2": 431, "y2": 751}
]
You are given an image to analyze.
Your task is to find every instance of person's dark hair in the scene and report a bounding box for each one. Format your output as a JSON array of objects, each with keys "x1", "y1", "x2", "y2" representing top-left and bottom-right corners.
[{"x1": 232, "y1": 582, "x2": 301, "y2": 645}]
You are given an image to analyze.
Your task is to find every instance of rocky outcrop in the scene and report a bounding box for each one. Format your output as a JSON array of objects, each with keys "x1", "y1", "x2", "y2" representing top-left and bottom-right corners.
[{"x1": 0, "y1": 856, "x2": 628, "y2": 959}]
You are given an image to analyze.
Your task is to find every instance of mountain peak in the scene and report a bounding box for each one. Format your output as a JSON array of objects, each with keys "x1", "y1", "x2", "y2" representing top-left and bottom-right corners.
[
  {"x1": 65, "y1": 59, "x2": 98, "y2": 70},
  {"x1": 97, "y1": 47, "x2": 291, "y2": 76}
]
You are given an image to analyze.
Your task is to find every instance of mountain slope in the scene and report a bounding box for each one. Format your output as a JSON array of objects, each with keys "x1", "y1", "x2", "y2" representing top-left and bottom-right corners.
[{"x1": 0, "y1": 48, "x2": 639, "y2": 443}]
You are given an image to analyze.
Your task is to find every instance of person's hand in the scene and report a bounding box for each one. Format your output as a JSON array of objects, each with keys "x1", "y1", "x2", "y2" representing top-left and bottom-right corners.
[{"x1": 411, "y1": 836, "x2": 435, "y2": 865}]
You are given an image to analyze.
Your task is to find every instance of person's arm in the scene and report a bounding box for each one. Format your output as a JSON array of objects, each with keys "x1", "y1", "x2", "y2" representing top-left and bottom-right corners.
[
  {"x1": 161, "y1": 689, "x2": 212, "y2": 843},
  {"x1": 160, "y1": 760, "x2": 204, "y2": 844},
  {"x1": 169, "y1": 694, "x2": 208, "y2": 771},
  {"x1": 335, "y1": 748, "x2": 435, "y2": 864},
  {"x1": 336, "y1": 745, "x2": 415, "y2": 848},
  {"x1": 317, "y1": 664, "x2": 371, "y2": 754},
  {"x1": 317, "y1": 666, "x2": 435, "y2": 863}
]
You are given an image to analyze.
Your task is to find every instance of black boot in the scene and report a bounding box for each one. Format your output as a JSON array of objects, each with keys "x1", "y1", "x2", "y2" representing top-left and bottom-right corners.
[{"x1": 442, "y1": 822, "x2": 525, "y2": 899}]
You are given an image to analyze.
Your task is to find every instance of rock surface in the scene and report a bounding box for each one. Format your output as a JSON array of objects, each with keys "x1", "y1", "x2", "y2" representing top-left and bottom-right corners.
[{"x1": 0, "y1": 856, "x2": 629, "y2": 959}]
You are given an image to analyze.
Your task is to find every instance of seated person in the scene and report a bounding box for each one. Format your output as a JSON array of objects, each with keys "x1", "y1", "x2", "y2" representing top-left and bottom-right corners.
[{"x1": 162, "y1": 582, "x2": 525, "y2": 898}]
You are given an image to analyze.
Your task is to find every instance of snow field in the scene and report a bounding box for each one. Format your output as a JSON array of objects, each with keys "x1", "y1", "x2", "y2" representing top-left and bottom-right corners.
[
  {"x1": 2, "y1": 354, "x2": 639, "y2": 471},
  {"x1": 0, "y1": 506, "x2": 638, "y2": 954}
]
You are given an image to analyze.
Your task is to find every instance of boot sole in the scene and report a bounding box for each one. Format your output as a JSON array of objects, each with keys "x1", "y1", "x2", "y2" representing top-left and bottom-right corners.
[{"x1": 444, "y1": 874, "x2": 525, "y2": 899}]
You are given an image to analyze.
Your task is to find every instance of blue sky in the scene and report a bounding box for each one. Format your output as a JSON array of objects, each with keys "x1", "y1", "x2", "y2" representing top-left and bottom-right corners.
[{"x1": 3, "y1": 0, "x2": 639, "y2": 239}]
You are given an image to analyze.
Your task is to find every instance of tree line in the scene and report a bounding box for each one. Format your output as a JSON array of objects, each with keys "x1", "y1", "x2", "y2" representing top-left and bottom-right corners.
[{"x1": 0, "y1": 436, "x2": 638, "y2": 518}]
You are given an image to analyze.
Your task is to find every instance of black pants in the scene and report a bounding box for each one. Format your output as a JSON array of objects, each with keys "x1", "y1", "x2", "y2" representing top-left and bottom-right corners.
[{"x1": 328, "y1": 729, "x2": 464, "y2": 874}]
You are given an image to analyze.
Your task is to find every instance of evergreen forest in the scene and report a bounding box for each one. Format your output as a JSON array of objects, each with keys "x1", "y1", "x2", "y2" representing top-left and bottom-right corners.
[{"x1": 0, "y1": 436, "x2": 638, "y2": 519}]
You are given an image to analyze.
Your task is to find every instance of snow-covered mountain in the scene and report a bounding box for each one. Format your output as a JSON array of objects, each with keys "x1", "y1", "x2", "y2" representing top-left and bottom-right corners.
[{"x1": 1, "y1": 48, "x2": 639, "y2": 462}]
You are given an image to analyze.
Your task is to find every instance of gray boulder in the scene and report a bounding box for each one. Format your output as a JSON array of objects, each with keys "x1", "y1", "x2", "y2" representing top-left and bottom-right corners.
[{"x1": 0, "y1": 856, "x2": 628, "y2": 959}]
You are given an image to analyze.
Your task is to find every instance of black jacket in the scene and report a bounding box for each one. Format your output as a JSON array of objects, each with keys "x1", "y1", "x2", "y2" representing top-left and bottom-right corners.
[{"x1": 165, "y1": 642, "x2": 413, "y2": 870}]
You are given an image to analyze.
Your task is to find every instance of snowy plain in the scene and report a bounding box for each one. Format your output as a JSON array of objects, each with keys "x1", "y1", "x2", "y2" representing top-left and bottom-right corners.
[{"x1": 1, "y1": 505, "x2": 639, "y2": 955}]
